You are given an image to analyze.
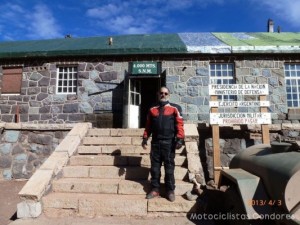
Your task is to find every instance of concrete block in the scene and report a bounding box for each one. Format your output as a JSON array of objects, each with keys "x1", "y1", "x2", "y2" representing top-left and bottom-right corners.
[
  {"x1": 43, "y1": 208, "x2": 76, "y2": 218},
  {"x1": 70, "y1": 155, "x2": 128, "y2": 166},
  {"x1": 17, "y1": 200, "x2": 42, "y2": 218},
  {"x1": 21, "y1": 124, "x2": 40, "y2": 130},
  {"x1": 184, "y1": 124, "x2": 199, "y2": 138},
  {"x1": 128, "y1": 155, "x2": 186, "y2": 167},
  {"x1": 68, "y1": 123, "x2": 90, "y2": 139},
  {"x1": 148, "y1": 196, "x2": 198, "y2": 212},
  {"x1": 269, "y1": 124, "x2": 281, "y2": 130},
  {"x1": 63, "y1": 166, "x2": 89, "y2": 178},
  {"x1": 101, "y1": 145, "x2": 147, "y2": 155},
  {"x1": 127, "y1": 155, "x2": 149, "y2": 166},
  {"x1": 52, "y1": 178, "x2": 119, "y2": 194},
  {"x1": 77, "y1": 146, "x2": 102, "y2": 154},
  {"x1": 87, "y1": 129, "x2": 111, "y2": 136},
  {"x1": 187, "y1": 152, "x2": 205, "y2": 176},
  {"x1": 42, "y1": 193, "x2": 79, "y2": 209},
  {"x1": 39, "y1": 151, "x2": 69, "y2": 175},
  {"x1": 89, "y1": 166, "x2": 126, "y2": 179},
  {"x1": 118, "y1": 180, "x2": 150, "y2": 195},
  {"x1": 162, "y1": 167, "x2": 187, "y2": 180},
  {"x1": 78, "y1": 194, "x2": 147, "y2": 217},
  {"x1": 131, "y1": 137, "x2": 144, "y2": 145},
  {"x1": 118, "y1": 180, "x2": 192, "y2": 196},
  {"x1": 5, "y1": 123, "x2": 22, "y2": 129},
  {"x1": 83, "y1": 137, "x2": 131, "y2": 145},
  {"x1": 19, "y1": 169, "x2": 53, "y2": 201},
  {"x1": 110, "y1": 128, "x2": 144, "y2": 137},
  {"x1": 282, "y1": 123, "x2": 300, "y2": 130},
  {"x1": 55, "y1": 135, "x2": 81, "y2": 156},
  {"x1": 185, "y1": 142, "x2": 199, "y2": 154}
]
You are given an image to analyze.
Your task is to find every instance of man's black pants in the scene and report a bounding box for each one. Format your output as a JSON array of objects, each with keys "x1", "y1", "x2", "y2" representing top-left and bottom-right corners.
[{"x1": 150, "y1": 139, "x2": 175, "y2": 191}]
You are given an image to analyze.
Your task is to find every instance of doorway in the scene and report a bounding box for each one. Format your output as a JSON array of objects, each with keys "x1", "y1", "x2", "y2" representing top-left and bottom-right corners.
[{"x1": 124, "y1": 77, "x2": 161, "y2": 128}]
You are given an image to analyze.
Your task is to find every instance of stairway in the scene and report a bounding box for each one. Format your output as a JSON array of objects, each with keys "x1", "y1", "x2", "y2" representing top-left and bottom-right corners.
[{"x1": 41, "y1": 128, "x2": 198, "y2": 218}]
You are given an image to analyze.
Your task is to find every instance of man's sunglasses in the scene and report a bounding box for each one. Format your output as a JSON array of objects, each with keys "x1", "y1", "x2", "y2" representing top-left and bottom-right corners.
[{"x1": 160, "y1": 92, "x2": 169, "y2": 96}]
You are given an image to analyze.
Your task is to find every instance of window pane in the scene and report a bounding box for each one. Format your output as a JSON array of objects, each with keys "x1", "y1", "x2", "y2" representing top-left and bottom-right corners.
[
  {"x1": 57, "y1": 66, "x2": 78, "y2": 94},
  {"x1": 210, "y1": 63, "x2": 235, "y2": 101}
]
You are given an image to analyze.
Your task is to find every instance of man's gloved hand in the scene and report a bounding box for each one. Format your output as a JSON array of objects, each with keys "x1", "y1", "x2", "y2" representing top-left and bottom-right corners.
[
  {"x1": 175, "y1": 138, "x2": 184, "y2": 149},
  {"x1": 142, "y1": 138, "x2": 148, "y2": 150}
]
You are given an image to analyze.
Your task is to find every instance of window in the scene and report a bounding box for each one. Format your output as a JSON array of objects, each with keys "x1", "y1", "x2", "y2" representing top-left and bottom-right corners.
[
  {"x1": 56, "y1": 66, "x2": 77, "y2": 94},
  {"x1": 1, "y1": 67, "x2": 23, "y2": 94},
  {"x1": 285, "y1": 64, "x2": 300, "y2": 107},
  {"x1": 210, "y1": 63, "x2": 235, "y2": 100}
]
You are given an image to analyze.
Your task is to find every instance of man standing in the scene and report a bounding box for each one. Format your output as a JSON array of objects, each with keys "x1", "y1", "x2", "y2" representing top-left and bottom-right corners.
[{"x1": 142, "y1": 86, "x2": 185, "y2": 202}]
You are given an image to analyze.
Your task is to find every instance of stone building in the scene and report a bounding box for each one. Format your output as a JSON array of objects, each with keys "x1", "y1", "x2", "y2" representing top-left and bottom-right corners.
[
  {"x1": 1, "y1": 32, "x2": 300, "y2": 180},
  {"x1": 1, "y1": 32, "x2": 300, "y2": 128}
]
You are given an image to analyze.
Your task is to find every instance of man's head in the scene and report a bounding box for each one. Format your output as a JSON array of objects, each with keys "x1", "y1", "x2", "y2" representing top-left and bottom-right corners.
[{"x1": 158, "y1": 86, "x2": 170, "y2": 102}]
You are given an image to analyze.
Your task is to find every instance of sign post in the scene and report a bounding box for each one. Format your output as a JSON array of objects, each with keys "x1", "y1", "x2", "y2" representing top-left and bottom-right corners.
[
  {"x1": 209, "y1": 84, "x2": 271, "y2": 184},
  {"x1": 260, "y1": 95, "x2": 270, "y2": 144}
]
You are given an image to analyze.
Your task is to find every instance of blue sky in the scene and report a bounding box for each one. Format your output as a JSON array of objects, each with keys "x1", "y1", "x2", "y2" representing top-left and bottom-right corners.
[{"x1": 0, "y1": 0, "x2": 300, "y2": 41}]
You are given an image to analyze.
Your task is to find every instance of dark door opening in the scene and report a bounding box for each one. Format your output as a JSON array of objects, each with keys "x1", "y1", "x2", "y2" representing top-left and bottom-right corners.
[{"x1": 139, "y1": 78, "x2": 160, "y2": 128}]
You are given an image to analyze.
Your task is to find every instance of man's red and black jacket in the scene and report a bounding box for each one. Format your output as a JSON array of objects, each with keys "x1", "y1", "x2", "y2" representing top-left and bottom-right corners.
[{"x1": 143, "y1": 101, "x2": 185, "y2": 141}]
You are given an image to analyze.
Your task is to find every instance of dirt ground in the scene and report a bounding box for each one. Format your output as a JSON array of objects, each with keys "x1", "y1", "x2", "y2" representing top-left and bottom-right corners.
[{"x1": 0, "y1": 180, "x2": 27, "y2": 225}]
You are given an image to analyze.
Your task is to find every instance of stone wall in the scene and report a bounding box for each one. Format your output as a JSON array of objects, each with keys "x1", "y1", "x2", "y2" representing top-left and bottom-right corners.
[
  {"x1": 164, "y1": 57, "x2": 291, "y2": 124},
  {"x1": 0, "y1": 123, "x2": 72, "y2": 180},
  {"x1": 0, "y1": 62, "x2": 125, "y2": 127},
  {"x1": 0, "y1": 56, "x2": 298, "y2": 127}
]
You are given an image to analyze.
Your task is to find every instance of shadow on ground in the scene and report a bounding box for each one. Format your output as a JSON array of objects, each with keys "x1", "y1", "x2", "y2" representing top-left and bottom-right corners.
[{"x1": 0, "y1": 180, "x2": 27, "y2": 225}]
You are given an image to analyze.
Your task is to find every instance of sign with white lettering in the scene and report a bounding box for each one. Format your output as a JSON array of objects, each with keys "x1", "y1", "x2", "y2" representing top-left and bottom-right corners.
[
  {"x1": 210, "y1": 113, "x2": 271, "y2": 125},
  {"x1": 209, "y1": 84, "x2": 269, "y2": 95},
  {"x1": 209, "y1": 101, "x2": 270, "y2": 107},
  {"x1": 130, "y1": 62, "x2": 161, "y2": 75}
]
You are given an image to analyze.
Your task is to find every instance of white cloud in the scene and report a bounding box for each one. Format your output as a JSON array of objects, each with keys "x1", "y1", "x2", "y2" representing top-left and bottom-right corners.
[
  {"x1": 251, "y1": 0, "x2": 300, "y2": 28},
  {"x1": 85, "y1": 0, "x2": 226, "y2": 35},
  {"x1": 27, "y1": 4, "x2": 62, "y2": 39},
  {"x1": 0, "y1": 3, "x2": 62, "y2": 40},
  {"x1": 86, "y1": 3, "x2": 122, "y2": 19}
]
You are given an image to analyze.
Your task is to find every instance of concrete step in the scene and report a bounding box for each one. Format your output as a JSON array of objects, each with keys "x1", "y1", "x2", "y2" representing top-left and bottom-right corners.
[
  {"x1": 52, "y1": 178, "x2": 120, "y2": 194},
  {"x1": 52, "y1": 178, "x2": 193, "y2": 196},
  {"x1": 77, "y1": 145, "x2": 186, "y2": 155},
  {"x1": 118, "y1": 179, "x2": 193, "y2": 196},
  {"x1": 69, "y1": 155, "x2": 187, "y2": 167},
  {"x1": 87, "y1": 128, "x2": 144, "y2": 137},
  {"x1": 42, "y1": 193, "x2": 197, "y2": 217},
  {"x1": 63, "y1": 166, "x2": 188, "y2": 180},
  {"x1": 42, "y1": 193, "x2": 147, "y2": 217},
  {"x1": 82, "y1": 137, "x2": 145, "y2": 146},
  {"x1": 82, "y1": 137, "x2": 133, "y2": 145}
]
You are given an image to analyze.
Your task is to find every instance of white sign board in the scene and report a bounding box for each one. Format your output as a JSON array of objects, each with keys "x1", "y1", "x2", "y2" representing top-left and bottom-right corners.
[
  {"x1": 209, "y1": 84, "x2": 268, "y2": 95},
  {"x1": 209, "y1": 101, "x2": 270, "y2": 107},
  {"x1": 210, "y1": 113, "x2": 271, "y2": 125}
]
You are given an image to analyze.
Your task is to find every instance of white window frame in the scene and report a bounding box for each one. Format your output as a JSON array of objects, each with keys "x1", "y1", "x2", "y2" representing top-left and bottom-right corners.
[
  {"x1": 285, "y1": 64, "x2": 300, "y2": 108},
  {"x1": 56, "y1": 66, "x2": 78, "y2": 94},
  {"x1": 210, "y1": 63, "x2": 235, "y2": 101}
]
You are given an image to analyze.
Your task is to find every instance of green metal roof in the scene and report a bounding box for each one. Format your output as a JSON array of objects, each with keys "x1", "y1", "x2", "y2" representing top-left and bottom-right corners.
[
  {"x1": 0, "y1": 34, "x2": 187, "y2": 58},
  {"x1": 1, "y1": 32, "x2": 300, "y2": 59}
]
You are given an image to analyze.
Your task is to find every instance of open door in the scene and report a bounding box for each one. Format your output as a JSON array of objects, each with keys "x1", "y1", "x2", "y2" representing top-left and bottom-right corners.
[
  {"x1": 128, "y1": 79, "x2": 141, "y2": 128},
  {"x1": 123, "y1": 61, "x2": 165, "y2": 128}
]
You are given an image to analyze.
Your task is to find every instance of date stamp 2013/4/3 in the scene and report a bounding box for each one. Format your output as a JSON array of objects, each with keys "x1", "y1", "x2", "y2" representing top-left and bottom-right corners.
[{"x1": 248, "y1": 199, "x2": 282, "y2": 206}]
